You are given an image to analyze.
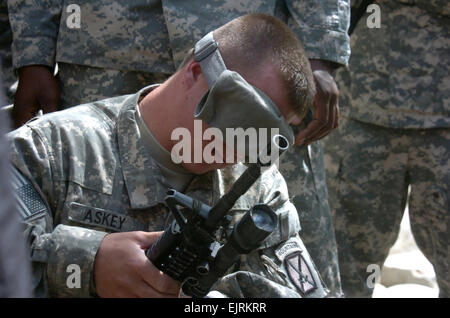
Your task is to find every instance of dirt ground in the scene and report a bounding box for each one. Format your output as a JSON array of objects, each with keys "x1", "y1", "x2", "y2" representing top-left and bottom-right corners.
[{"x1": 373, "y1": 207, "x2": 439, "y2": 298}]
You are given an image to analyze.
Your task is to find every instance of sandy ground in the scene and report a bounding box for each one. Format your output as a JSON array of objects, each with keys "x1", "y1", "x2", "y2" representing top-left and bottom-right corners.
[{"x1": 373, "y1": 207, "x2": 439, "y2": 298}]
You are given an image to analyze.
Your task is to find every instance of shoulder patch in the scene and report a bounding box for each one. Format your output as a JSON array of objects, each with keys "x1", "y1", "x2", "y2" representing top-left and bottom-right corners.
[
  {"x1": 11, "y1": 168, "x2": 48, "y2": 219},
  {"x1": 285, "y1": 251, "x2": 317, "y2": 295},
  {"x1": 275, "y1": 238, "x2": 301, "y2": 261}
]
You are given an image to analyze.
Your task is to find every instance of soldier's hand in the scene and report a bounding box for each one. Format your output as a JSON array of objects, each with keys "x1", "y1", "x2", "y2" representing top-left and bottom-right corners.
[
  {"x1": 295, "y1": 59, "x2": 339, "y2": 146},
  {"x1": 12, "y1": 65, "x2": 59, "y2": 128},
  {"x1": 94, "y1": 231, "x2": 181, "y2": 298}
]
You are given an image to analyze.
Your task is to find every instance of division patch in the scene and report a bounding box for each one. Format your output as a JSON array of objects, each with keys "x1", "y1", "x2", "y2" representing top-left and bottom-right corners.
[{"x1": 285, "y1": 251, "x2": 317, "y2": 295}]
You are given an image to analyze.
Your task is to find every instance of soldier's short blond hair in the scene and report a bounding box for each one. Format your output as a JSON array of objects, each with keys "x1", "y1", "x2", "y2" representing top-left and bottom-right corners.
[{"x1": 180, "y1": 13, "x2": 315, "y2": 120}]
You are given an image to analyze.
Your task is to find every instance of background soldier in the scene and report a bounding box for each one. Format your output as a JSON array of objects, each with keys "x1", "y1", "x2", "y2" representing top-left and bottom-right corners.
[
  {"x1": 7, "y1": 0, "x2": 351, "y2": 297},
  {"x1": 0, "y1": 0, "x2": 14, "y2": 104},
  {"x1": 324, "y1": 0, "x2": 449, "y2": 297}
]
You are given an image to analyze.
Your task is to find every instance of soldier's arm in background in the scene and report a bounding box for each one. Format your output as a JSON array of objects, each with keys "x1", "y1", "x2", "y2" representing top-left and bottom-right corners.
[
  {"x1": 285, "y1": 0, "x2": 351, "y2": 144},
  {"x1": 209, "y1": 166, "x2": 328, "y2": 298},
  {"x1": 7, "y1": 0, "x2": 61, "y2": 127}
]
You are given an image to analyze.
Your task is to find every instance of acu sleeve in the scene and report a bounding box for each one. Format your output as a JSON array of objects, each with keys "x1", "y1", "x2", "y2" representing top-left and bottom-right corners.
[
  {"x1": 286, "y1": 0, "x2": 351, "y2": 66},
  {"x1": 7, "y1": 0, "x2": 63, "y2": 70},
  {"x1": 9, "y1": 124, "x2": 107, "y2": 297}
]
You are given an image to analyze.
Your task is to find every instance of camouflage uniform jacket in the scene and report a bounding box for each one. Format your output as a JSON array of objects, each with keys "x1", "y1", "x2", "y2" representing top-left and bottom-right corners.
[
  {"x1": 7, "y1": 0, "x2": 350, "y2": 73},
  {"x1": 0, "y1": 0, "x2": 14, "y2": 102},
  {"x1": 340, "y1": 0, "x2": 450, "y2": 128},
  {"x1": 8, "y1": 86, "x2": 326, "y2": 298}
]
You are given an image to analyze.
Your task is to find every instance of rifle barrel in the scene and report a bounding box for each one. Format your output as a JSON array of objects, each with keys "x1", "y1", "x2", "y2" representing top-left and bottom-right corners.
[{"x1": 204, "y1": 134, "x2": 289, "y2": 230}]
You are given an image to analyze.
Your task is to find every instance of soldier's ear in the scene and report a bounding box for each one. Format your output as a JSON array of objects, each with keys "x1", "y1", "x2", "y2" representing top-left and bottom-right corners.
[{"x1": 184, "y1": 60, "x2": 205, "y2": 89}]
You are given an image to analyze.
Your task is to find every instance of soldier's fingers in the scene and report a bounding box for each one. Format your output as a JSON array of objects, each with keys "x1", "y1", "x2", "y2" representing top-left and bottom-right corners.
[
  {"x1": 135, "y1": 231, "x2": 163, "y2": 250},
  {"x1": 333, "y1": 98, "x2": 340, "y2": 129},
  {"x1": 295, "y1": 91, "x2": 331, "y2": 145},
  {"x1": 38, "y1": 91, "x2": 59, "y2": 114},
  {"x1": 134, "y1": 280, "x2": 180, "y2": 298},
  {"x1": 40, "y1": 104, "x2": 58, "y2": 114},
  {"x1": 304, "y1": 91, "x2": 339, "y2": 144},
  {"x1": 139, "y1": 257, "x2": 181, "y2": 296},
  {"x1": 12, "y1": 94, "x2": 39, "y2": 128},
  {"x1": 295, "y1": 119, "x2": 324, "y2": 145},
  {"x1": 105, "y1": 278, "x2": 173, "y2": 298},
  {"x1": 328, "y1": 91, "x2": 338, "y2": 129}
]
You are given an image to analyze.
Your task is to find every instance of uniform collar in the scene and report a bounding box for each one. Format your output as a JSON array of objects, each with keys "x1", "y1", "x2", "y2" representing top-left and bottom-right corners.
[{"x1": 116, "y1": 85, "x2": 169, "y2": 209}]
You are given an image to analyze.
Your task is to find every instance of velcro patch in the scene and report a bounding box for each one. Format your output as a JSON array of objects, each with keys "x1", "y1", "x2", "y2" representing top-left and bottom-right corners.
[
  {"x1": 11, "y1": 168, "x2": 48, "y2": 219},
  {"x1": 67, "y1": 202, "x2": 146, "y2": 232},
  {"x1": 275, "y1": 239, "x2": 301, "y2": 262},
  {"x1": 285, "y1": 251, "x2": 317, "y2": 295}
]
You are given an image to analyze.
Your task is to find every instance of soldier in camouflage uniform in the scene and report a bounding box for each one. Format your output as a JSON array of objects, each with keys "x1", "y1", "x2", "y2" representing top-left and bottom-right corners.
[
  {"x1": 161, "y1": 1, "x2": 350, "y2": 297},
  {"x1": 8, "y1": 14, "x2": 329, "y2": 298},
  {"x1": 323, "y1": 0, "x2": 449, "y2": 297},
  {"x1": 7, "y1": 0, "x2": 351, "y2": 297},
  {"x1": 7, "y1": 0, "x2": 349, "y2": 110},
  {"x1": 0, "y1": 0, "x2": 14, "y2": 104}
]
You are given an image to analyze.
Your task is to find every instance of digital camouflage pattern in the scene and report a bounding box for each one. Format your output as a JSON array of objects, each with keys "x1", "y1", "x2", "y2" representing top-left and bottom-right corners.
[
  {"x1": 7, "y1": 0, "x2": 350, "y2": 73},
  {"x1": 8, "y1": 86, "x2": 328, "y2": 298},
  {"x1": 161, "y1": 0, "x2": 350, "y2": 67},
  {"x1": 279, "y1": 124, "x2": 342, "y2": 297},
  {"x1": 324, "y1": 117, "x2": 450, "y2": 297},
  {"x1": 338, "y1": 0, "x2": 449, "y2": 129},
  {"x1": 0, "y1": 0, "x2": 14, "y2": 104},
  {"x1": 56, "y1": 62, "x2": 169, "y2": 108},
  {"x1": 7, "y1": 0, "x2": 174, "y2": 74},
  {"x1": 324, "y1": 0, "x2": 449, "y2": 297},
  {"x1": 7, "y1": 0, "x2": 351, "y2": 297}
]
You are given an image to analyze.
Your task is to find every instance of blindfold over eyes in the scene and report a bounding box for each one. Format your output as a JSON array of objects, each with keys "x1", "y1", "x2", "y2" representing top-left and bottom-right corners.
[{"x1": 193, "y1": 32, "x2": 294, "y2": 159}]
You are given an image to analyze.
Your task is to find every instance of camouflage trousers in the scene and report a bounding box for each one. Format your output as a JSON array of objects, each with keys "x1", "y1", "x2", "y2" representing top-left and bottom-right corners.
[
  {"x1": 56, "y1": 62, "x2": 343, "y2": 297},
  {"x1": 279, "y1": 137, "x2": 342, "y2": 297},
  {"x1": 56, "y1": 63, "x2": 170, "y2": 109},
  {"x1": 0, "y1": 49, "x2": 14, "y2": 105},
  {"x1": 323, "y1": 116, "x2": 450, "y2": 298},
  {"x1": 0, "y1": 1, "x2": 14, "y2": 105}
]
